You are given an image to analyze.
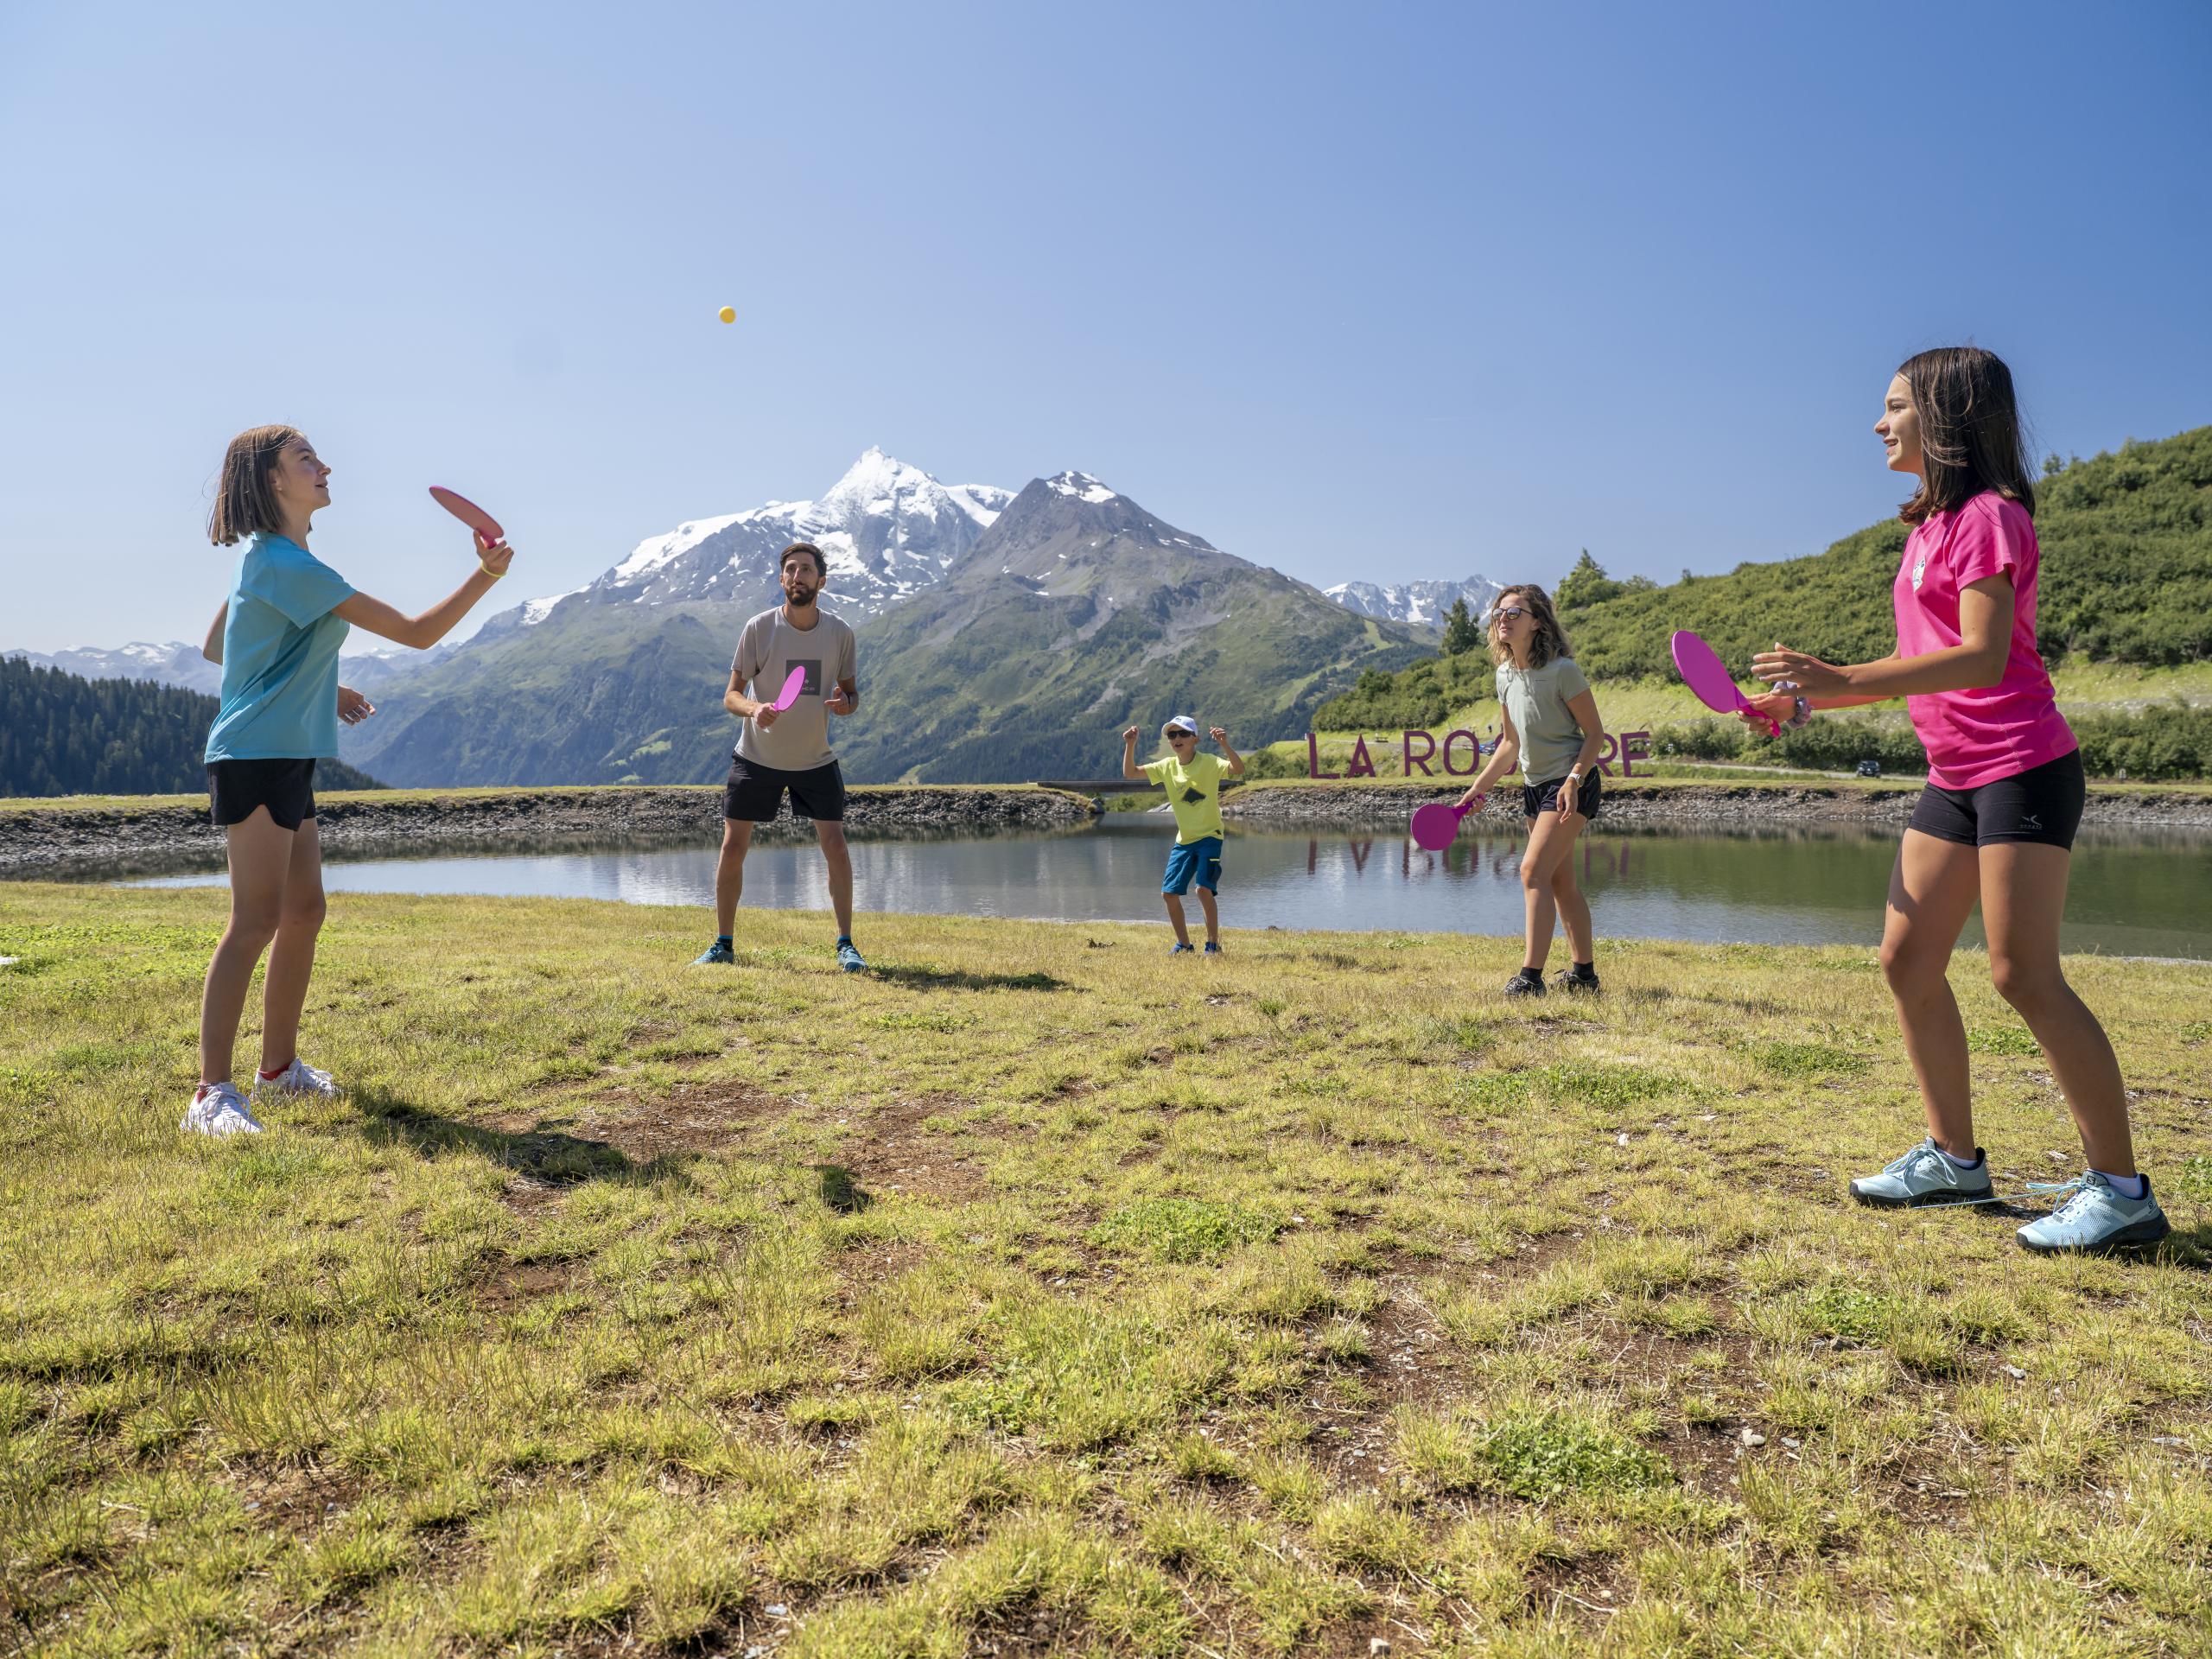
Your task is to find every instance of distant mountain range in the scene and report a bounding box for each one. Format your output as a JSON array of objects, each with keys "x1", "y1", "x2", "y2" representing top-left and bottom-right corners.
[
  {"x1": 1324, "y1": 575, "x2": 1502, "y2": 628},
  {"x1": 327, "y1": 457, "x2": 1435, "y2": 785},
  {"x1": 5, "y1": 637, "x2": 432, "y2": 697},
  {"x1": 9, "y1": 448, "x2": 1492, "y2": 785}
]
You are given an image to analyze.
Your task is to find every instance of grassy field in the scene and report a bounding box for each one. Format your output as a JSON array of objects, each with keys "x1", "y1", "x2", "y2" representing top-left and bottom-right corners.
[{"x1": 3, "y1": 885, "x2": 2210, "y2": 1656}]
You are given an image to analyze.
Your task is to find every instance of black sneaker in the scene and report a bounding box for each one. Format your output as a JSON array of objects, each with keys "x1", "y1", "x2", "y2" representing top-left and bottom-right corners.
[
  {"x1": 1503, "y1": 968, "x2": 1546, "y2": 998},
  {"x1": 1552, "y1": 965, "x2": 1601, "y2": 995}
]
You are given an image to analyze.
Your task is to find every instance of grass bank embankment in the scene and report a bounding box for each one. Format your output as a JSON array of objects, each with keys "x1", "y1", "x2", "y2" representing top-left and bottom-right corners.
[
  {"x1": 2, "y1": 886, "x2": 2209, "y2": 1654},
  {"x1": 0, "y1": 784, "x2": 1099, "y2": 874}
]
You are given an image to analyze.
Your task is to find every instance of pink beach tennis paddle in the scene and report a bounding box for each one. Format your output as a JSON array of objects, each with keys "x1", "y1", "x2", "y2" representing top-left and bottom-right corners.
[
  {"x1": 1670, "y1": 629, "x2": 1778, "y2": 737},
  {"x1": 1410, "y1": 796, "x2": 1485, "y2": 851},
  {"x1": 428, "y1": 486, "x2": 506, "y2": 549},
  {"x1": 770, "y1": 665, "x2": 807, "y2": 711}
]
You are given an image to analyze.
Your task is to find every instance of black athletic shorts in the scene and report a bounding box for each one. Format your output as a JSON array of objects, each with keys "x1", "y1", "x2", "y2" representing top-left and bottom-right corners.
[
  {"x1": 723, "y1": 756, "x2": 846, "y2": 823},
  {"x1": 1909, "y1": 748, "x2": 2085, "y2": 850},
  {"x1": 1523, "y1": 770, "x2": 1603, "y2": 822},
  {"x1": 207, "y1": 758, "x2": 318, "y2": 830}
]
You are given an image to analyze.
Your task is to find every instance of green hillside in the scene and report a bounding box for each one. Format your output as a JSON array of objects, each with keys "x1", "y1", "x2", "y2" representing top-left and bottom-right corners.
[
  {"x1": 339, "y1": 607, "x2": 738, "y2": 787},
  {"x1": 1559, "y1": 424, "x2": 2212, "y2": 679},
  {"x1": 842, "y1": 545, "x2": 1427, "y2": 785},
  {"x1": 0, "y1": 658, "x2": 383, "y2": 797}
]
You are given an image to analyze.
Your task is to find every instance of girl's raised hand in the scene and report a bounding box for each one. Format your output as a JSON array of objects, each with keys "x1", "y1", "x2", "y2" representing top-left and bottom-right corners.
[{"x1": 475, "y1": 531, "x2": 516, "y2": 578}]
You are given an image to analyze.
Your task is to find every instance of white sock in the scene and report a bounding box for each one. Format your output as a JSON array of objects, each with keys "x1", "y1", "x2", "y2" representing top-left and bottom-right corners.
[
  {"x1": 1937, "y1": 1146, "x2": 1982, "y2": 1169},
  {"x1": 2093, "y1": 1167, "x2": 2148, "y2": 1200}
]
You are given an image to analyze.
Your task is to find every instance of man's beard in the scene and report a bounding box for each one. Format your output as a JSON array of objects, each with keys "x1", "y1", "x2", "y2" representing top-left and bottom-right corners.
[{"x1": 785, "y1": 582, "x2": 817, "y2": 607}]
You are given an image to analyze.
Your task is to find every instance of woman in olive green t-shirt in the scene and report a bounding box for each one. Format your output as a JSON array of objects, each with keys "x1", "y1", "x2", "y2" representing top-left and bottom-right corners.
[{"x1": 1453, "y1": 583, "x2": 1609, "y2": 997}]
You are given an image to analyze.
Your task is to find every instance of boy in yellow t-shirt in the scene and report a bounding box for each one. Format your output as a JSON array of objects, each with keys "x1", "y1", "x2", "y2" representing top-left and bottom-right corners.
[{"x1": 1121, "y1": 715, "x2": 1245, "y2": 954}]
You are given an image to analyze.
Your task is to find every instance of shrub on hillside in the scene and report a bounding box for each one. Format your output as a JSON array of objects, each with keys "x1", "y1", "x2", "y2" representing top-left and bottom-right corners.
[
  {"x1": 1650, "y1": 702, "x2": 2212, "y2": 781},
  {"x1": 1313, "y1": 650, "x2": 1497, "y2": 731}
]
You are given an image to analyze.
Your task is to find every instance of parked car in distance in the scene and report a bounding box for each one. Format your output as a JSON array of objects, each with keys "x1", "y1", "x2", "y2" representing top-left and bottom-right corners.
[{"x1": 1855, "y1": 760, "x2": 1882, "y2": 778}]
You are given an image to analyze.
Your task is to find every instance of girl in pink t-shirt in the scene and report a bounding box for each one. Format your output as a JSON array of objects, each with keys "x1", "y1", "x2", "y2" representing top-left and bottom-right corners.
[{"x1": 1745, "y1": 347, "x2": 2165, "y2": 1255}]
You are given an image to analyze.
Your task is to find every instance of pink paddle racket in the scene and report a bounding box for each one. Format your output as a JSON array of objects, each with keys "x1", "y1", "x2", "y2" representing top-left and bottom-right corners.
[
  {"x1": 1410, "y1": 796, "x2": 1485, "y2": 850},
  {"x1": 769, "y1": 665, "x2": 807, "y2": 711},
  {"x1": 1671, "y1": 629, "x2": 1778, "y2": 737},
  {"x1": 428, "y1": 486, "x2": 506, "y2": 549}
]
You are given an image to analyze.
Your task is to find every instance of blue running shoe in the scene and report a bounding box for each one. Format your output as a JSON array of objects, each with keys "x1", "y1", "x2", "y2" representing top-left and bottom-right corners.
[
  {"x1": 1848, "y1": 1139, "x2": 1996, "y2": 1209},
  {"x1": 836, "y1": 938, "x2": 867, "y2": 973},
  {"x1": 1170, "y1": 941, "x2": 1195, "y2": 955},
  {"x1": 1203, "y1": 941, "x2": 1222, "y2": 955},
  {"x1": 2017, "y1": 1171, "x2": 2170, "y2": 1255},
  {"x1": 693, "y1": 939, "x2": 735, "y2": 966}
]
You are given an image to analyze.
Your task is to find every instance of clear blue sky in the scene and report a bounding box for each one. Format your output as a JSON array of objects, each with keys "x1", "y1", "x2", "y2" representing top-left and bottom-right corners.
[{"x1": 3, "y1": 0, "x2": 2207, "y2": 652}]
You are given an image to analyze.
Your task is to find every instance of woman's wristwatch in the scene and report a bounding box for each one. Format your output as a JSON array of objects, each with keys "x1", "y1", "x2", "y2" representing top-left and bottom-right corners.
[{"x1": 1776, "y1": 681, "x2": 1813, "y2": 728}]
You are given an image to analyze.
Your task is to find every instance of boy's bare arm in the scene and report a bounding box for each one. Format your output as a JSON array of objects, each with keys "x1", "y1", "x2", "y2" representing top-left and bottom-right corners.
[
  {"x1": 1122, "y1": 726, "x2": 1146, "y2": 781},
  {"x1": 1210, "y1": 727, "x2": 1244, "y2": 775}
]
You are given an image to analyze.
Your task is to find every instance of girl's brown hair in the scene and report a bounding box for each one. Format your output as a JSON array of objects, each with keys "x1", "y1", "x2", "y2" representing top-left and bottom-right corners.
[
  {"x1": 1894, "y1": 346, "x2": 2036, "y2": 525},
  {"x1": 1491, "y1": 583, "x2": 1573, "y2": 670},
  {"x1": 208, "y1": 424, "x2": 304, "y2": 546}
]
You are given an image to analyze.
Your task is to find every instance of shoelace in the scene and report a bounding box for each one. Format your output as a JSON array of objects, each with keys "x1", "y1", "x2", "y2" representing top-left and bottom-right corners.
[
  {"x1": 1887, "y1": 1143, "x2": 1942, "y2": 1177},
  {"x1": 2023, "y1": 1173, "x2": 2097, "y2": 1221}
]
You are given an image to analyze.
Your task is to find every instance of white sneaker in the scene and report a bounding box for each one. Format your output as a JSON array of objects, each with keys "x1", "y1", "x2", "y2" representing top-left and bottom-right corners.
[
  {"x1": 255, "y1": 1058, "x2": 339, "y2": 1100},
  {"x1": 181, "y1": 1082, "x2": 264, "y2": 1137}
]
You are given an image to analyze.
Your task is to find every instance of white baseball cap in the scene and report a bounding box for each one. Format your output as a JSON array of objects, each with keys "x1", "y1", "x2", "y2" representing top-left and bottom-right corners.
[{"x1": 1161, "y1": 715, "x2": 1198, "y2": 736}]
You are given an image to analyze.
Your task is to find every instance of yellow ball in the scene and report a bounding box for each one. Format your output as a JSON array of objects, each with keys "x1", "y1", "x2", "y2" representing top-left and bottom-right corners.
[{"x1": 717, "y1": 306, "x2": 735, "y2": 324}]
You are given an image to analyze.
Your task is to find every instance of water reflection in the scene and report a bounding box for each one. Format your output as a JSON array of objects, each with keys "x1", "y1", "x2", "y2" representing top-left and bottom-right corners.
[{"x1": 109, "y1": 812, "x2": 2212, "y2": 958}]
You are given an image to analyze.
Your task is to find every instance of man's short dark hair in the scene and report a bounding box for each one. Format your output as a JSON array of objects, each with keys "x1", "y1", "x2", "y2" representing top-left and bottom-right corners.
[{"x1": 780, "y1": 542, "x2": 825, "y2": 578}]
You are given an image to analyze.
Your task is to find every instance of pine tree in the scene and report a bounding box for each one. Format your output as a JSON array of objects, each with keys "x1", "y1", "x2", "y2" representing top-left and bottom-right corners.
[
  {"x1": 1441, "y1": 596, "x2": 1482, "y2": 655},
  {"x1": 1555, "y1": 550, "x2": 1626, "y2": 611}
]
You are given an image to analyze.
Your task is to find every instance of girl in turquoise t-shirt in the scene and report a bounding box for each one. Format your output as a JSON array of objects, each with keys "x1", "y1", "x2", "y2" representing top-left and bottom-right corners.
[
  {"x1": 1452, "y1": 583, "x2": 1608, "y2": 997},
  {"x1": 183, "y1": 424, "x2": 519, "y2": 1137}
]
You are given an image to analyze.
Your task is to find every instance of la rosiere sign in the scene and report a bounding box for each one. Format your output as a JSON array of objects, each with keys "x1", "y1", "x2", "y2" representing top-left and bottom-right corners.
[{"x1": 1305, "y1": 728, "x2": 1652, "y2": 779}]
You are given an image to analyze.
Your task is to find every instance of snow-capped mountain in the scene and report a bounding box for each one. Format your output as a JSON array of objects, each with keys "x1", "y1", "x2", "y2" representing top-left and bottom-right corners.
[
  {"x1": 1324, "y1": 575, "x2": 1502, "y2": 628},
  {"x1": 4, "y1": 638, "x2": 443, "y2": 696},
  {"x1": 3, "y1": 641, "x2": 226, "y2": 696},
  {"x1": 484, "y1": 448, "x2": 1014, "y2": 638}
]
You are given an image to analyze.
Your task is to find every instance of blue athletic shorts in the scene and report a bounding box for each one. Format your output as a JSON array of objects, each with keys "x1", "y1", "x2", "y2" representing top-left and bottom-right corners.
[{"x1": 1162, "y1": 836, "x2": 1224, "y2": 895}]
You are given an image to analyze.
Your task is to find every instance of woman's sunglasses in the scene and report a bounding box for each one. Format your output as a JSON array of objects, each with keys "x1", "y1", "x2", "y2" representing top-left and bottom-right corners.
[{"x1": 1492, "y1": 606, "x2": 1529, "y2": 624}]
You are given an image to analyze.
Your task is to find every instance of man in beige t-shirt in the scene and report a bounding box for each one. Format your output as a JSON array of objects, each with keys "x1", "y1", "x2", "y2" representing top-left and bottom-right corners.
[{"x1": 692, "y1": 542, "x2": 865, "y2": 972}]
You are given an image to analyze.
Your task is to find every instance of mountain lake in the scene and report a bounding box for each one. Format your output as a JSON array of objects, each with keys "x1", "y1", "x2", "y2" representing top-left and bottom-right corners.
[{"x1": 114, "y1": 811, "x2": 2212, "y2": 961}]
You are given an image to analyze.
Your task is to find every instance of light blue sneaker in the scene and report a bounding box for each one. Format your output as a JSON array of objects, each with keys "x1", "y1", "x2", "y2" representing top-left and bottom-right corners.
[
  {"x1": 2017, "y1": 1172, "x2": 2170, "y2": 1255},
  {"x1": 836, "y1": 938, "x2": 867, "y2": 973},
  {"x1": 1170, "y1": 941, "x2": 1195, "y2": 955},
  {"x1": 1847, "y1": 1138, "x2": 1997, "y2": 1209},
  {"x1": 693, "y1": 939, "x2": 735, "y2": 966}
]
